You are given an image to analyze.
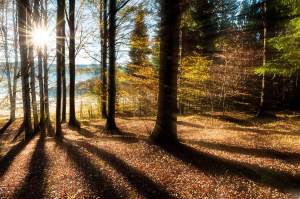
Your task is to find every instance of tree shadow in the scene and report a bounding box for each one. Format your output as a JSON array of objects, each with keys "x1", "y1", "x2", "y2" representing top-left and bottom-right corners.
[
  {"x1": 12, "y1": 134, "x2": 48, "y2": 199},
  {"x1": 177, "y1": 121, "x2": 204, "y2": 129},
  {"x1": 183, "y1": 140, "x2": 300, "y2": 163},
  {"x1": 99, "y1": 134, "x2": 142, "y2": 144},
  {"x1": 0, "y1": 120, "x2": 13, "y2": 135},
  {"x1": 0, "y1": 138, "x2": 31, "y2": 178},
  {"x1": 216, "y1": 115, "x2": 253, "y2": 126},
  {"x1": 76, "y1": 127, "x2": 99, "y2": 138},
  {"x1": 200, "y1": 113, "x2": 279, "y2": 127},
  {"x1": 55, "y1": 137, "x2": 127, "y2": 198},
  {"x1": 225, "y1": 126, "x2": 300, "y2": 137},
  {"x1": 76, "y1": 126, "x2": 143, "y2": 144},
  {"x1": 12, "y1": 122, "x2": 25, "y2": 142},
  {"x1": 69, "y1": 139, "x2": 175, "y2": 199},
  {"x1": 158, "y1": 142, "x2": 300, "y2": 191}
]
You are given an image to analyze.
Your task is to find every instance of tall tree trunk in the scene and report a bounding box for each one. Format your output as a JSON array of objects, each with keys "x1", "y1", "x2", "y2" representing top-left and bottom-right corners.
[
  {"x1": 56, "y1": 0, "x2": 65, "y2": 135},
  {"x1": 28, "y1": 3, "x2": 39, "y2": 132},
  {"x1": 34, "y1": 0, "x2": 45, "y2": 131},
  {"x1": 42, "y1": 0, "x2": 51, "y2": 134},
  {"x1": 62, "y1": 32, "x2": 67, "y2": 123},
  {"x1": 38, "y1": 50, "x2": 45, "y2": 129},
  {"x1": 1, "y1": 0, "x2": 13, "y2": 122},
  {"x1": 106, "y1": 0, "x2": 117, "y2": 131},
  {"x1": 258, "y1": 0, "x2": 267, "y2": 117},
  {"x1": 100, "y1": 0, "x2": 108, "y2": 118},
  {"x1": 18, "y1": 0, "x2": 33, "y2": 139},
  {"x1": 68, "y1": 0, "x2": 80, "y2": 128},
  {"x1": 150, "y1": 0, "x2": 180, "y2": 144},
  {"x1": 12, "y1": 0, "x2": 18, "y2": 122},
  {"x1": 61, "y1": 0, "x2": 67, "y2": 123}
]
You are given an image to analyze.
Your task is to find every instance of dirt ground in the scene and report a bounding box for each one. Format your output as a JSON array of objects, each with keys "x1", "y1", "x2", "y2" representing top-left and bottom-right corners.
[{"x1": 0, "y1": 112, "x2": 300, "y2": 198}]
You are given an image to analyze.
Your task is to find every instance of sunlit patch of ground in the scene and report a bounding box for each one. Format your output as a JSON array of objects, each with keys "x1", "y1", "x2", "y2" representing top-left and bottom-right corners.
[{"x1": 0, "y1": 112, "x2": 299, "y2": 198}]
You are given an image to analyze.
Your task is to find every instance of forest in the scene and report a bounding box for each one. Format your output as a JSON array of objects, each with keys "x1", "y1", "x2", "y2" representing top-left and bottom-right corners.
[{"x1": 0, "y1": 0, "x2": 300, "y2": 198}]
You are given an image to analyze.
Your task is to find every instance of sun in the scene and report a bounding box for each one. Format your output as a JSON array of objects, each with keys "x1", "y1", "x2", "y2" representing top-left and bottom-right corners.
[{"x1": 31, "y1": 26, "x2": 49, "y2": 47}]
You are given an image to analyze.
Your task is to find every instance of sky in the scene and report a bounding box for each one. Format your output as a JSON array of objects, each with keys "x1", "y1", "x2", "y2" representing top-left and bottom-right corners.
[
  {"x1": 0, "y1": 0, "x2": 157, "y2": 106},
  {"x1": 0, "y1": 0, "x2": 156, "y2": 65}
]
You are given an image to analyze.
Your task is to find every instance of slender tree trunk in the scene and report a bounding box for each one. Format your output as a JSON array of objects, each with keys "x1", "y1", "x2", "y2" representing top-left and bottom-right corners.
[
  {"x1": 28, "y1": 3, "x2": 39, "y2": 131},
  {"x1": 18, "y1": 0, "x2": 33, "y2": 139},
  {"x1": 62, "y1": 40, "x2": 67, "y2": 123},
  {"x1": 61, "y1": 0, "x2": 67, "y2": 123},
  {"x1": 38, "y1": 50, "x2": 45, "y2": 128},
  {"x1": 33, "y1": 0, "x2": 45, "y2": 131},
  {"x1": 100, "y1": 0, "x2": 108, "y2": 118},
  {"x1": 12, "y1": 0, "x2": 18, "y2": 121},
  {"x1": 61, "y1": 9, "x2": 67, "y2": 123},
  {"x1": 106, "y1": 0, "x2": 117, "y2": 131},
  {"x1": 258, "y1": 0, "x2": 267, "y2": 117},
  {"x1": 1, "y1": 0, "x2": 13, "y2": 122},
  {"x1": 68, "y1": 0, "x2": 80, "y2": 128},
  {"x1": 42, "y1": 0, "x2": 51, "y2": 134},
  {"x1": 150, "y1": 0, "x2": 180, "y2": 144},
  {"x1": 56, "y1": 0, "x2": 65, "y2": 135}
]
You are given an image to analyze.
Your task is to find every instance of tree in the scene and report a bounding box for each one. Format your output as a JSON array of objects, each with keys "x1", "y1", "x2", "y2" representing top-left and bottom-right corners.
[
  {"x1": 106, "y1": 0, "x2": 118, "y2": 131},
  {"x1": 12, "y1": 0, "x2": 19, "y2": 122},
  {"x1": 257, "y1": 0, "x2": 267, "y2": 116},
  {"x1": 100, "y1": 0, "x2": 108, "y2": 119},
  {"x1": 27, "y1": 1, "x2": 39, "y2": 132},
  {"x1": 61, "y1": 0, "x2": 67, "y2": 123},
  {"x1": 150, "y1": 0, "x2": 180, "y2": 144},
  {"x1": 1, "y1": 0, "x2": 18, "y2": 122},
  {"x1": 42, "y1": 0, "x2": 52, "y2": 134},
  {"x1": 68, "y1": 0, "x2": 80, "y2": 128},
  {"x1": 128, "y1": 6, "x2": 150, "y2": 73},
  {"x1": 33, "y1": 0, "x2": 45, "y2": 131},
  {"x1": 125, "y1": 6, "x2": 158, "y2": 116},
  {"x1": 18, "y1": 0, "x2": 33, "y2": 139},
  {"x1": 56, "y1": 0, "x2": 65, "y2": 136}
]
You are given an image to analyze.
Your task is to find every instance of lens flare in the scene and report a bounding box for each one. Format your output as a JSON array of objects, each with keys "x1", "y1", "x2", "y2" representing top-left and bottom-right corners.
[{"x1": 31, "y1": 26, "x2": 49, "y2": 47}]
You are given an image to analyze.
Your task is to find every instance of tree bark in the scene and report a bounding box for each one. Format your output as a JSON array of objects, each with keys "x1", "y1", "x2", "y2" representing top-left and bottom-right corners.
[
  {"x1": 1, "y1": 0, "x2": 14, "y2": 121},
  {"x1": 34, "y1": 0, "x2": 45, "y2": 131},
  {"x1": 28, "y1": 3, "x2": 39, "y2": 132},
  {"x1": 18, "y1": 0, "x2": 33, "y2": 139},
  {"x1": 68, "y1": 0, "x2": 80, "y2": 128},
  {"x1": 150, "y1": 0, "x2": 180, "y2": 144},
  {"x1": 42, "y1": 0, "x2": 52, "y2": 134},
  {"x1": 62, "y1": 43, "x2": 67, "y2": 123},
  {"x1": 100, "y1": 0, "x2": 108, "y2": 119},
  {"x1": 105, "y1": 0, "x2": 117, "y2": 131},
  {"x1": 61, "y1": 7, "x2": 67, "y2": 123},
  {"x1": 12, "y1": 0, "x2": 18, "y2": 122},
  {"x1": 38, "y1": 50, "x2": 45, "y2": 128},
  {"x1": 257, "y1": 0, "x2": 267, "y2": 117},
  {"x1": 56, "y1": 0, "x2": 65, "y2": 136}
]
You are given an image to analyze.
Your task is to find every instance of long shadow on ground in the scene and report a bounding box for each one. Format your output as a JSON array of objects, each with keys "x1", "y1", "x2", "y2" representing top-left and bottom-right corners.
[
  {"x1": 12, "y1": 134, "x2": 48, "y2": 199},
  {"x1": 200, "y1": 113, "x2": 279, "y2": 126},
  {"x1": 68, "y1": 138, "x2": 175, "y2": 199},
  {"x1": 177, "y1": 121, "x2": 204, "y2": 129},
  {"x1": 225, "y1": 126, "x2": 300, "y2": 137},
  {"x1": 0, "y1": 120, "x2": 13, "y2": 135},
  {"x1": 184, "y1": 140, "x2": 300, "y2": 163},
  {"x1": 55, "y1": 136, "x2": 128, "y2": 199},
  {"x1": 76, "y1": 126, "x2": 145, "y2": 144},
  {"x1": 158, "y1": 142, "x2": 300, "y2": 191},
  {"x1": 0, "y1": 139, "x2": 31, "y2": 178}
]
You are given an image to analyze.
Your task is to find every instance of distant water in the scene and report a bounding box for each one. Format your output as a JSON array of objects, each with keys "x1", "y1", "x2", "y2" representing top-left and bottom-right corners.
[{"x1": 0, "y1": 64, "x2": 100, "y2": 117}]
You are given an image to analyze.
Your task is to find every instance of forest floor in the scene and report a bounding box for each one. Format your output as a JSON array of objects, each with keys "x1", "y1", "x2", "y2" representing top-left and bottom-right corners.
[{"x1": 0, "y1": 112, "x2": 300, "y2": 199}]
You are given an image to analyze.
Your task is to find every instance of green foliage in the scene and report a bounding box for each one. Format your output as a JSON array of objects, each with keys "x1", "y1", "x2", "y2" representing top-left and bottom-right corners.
[{"x1": 262, "y1": 17, "x2": 300, "y2": 76}]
